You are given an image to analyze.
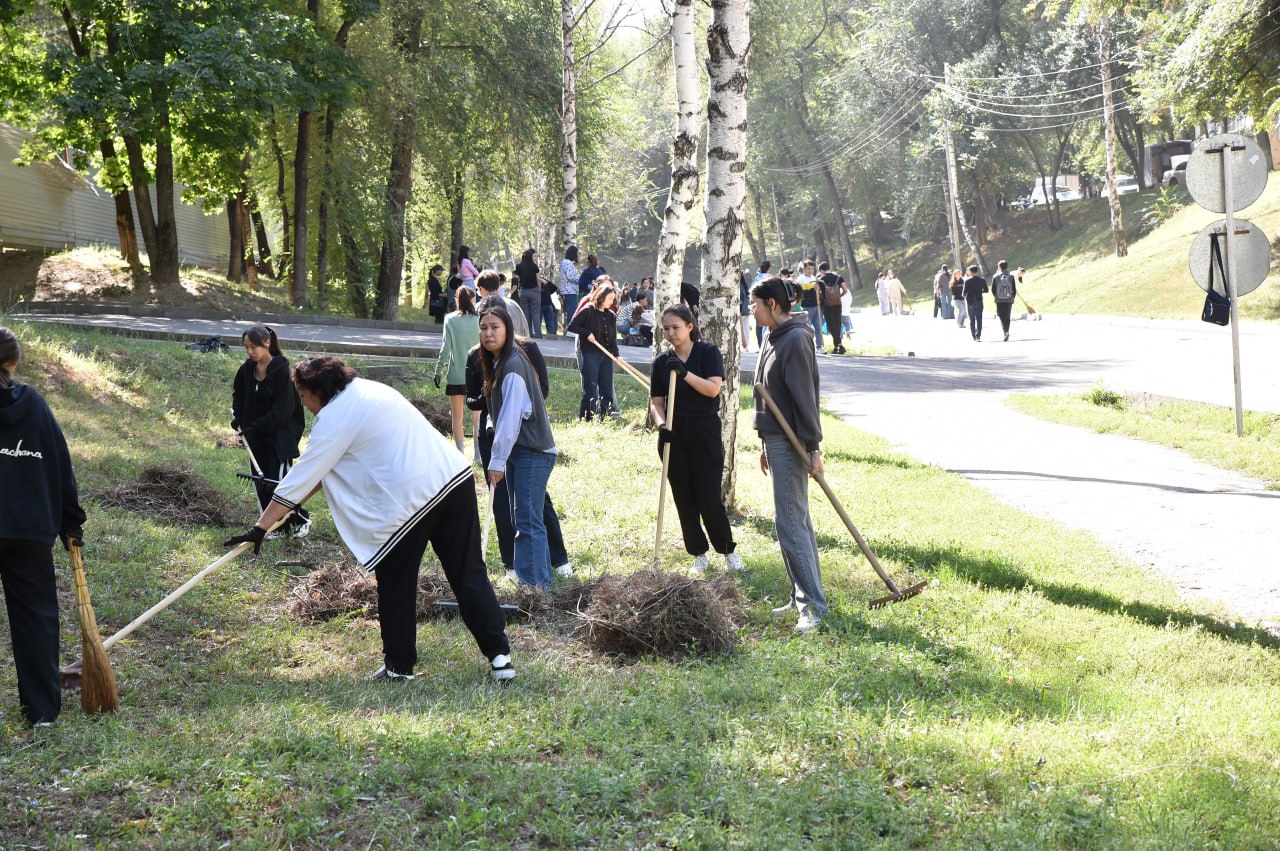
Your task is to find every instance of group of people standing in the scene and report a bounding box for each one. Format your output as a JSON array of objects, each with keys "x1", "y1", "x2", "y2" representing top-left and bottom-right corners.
[{"x1": 933, "y1": 261, "x2": 1022, "y2": 342}]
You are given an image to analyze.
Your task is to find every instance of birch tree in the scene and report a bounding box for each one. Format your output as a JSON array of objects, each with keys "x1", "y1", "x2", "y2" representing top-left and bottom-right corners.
[
  {"x1": 1096, "y1": 16, "x2": 1127, "y2": 257},
  {"x1": 702, "y1": 0, "x2": 749, "y2": 506},
  {"x1": 652, "y1": 0, "x2": 701, "y2": 342}
]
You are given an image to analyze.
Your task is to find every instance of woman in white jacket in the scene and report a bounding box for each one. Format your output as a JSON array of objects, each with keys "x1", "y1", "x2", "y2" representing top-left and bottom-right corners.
[{"x1": 226, "y1": 356, "x2": 514, "y2": 683}]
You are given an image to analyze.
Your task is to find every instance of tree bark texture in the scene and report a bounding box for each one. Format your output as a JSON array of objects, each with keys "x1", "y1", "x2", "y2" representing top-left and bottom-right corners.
[
  {"x1": 653, "y1": 0, "x2": 702, "y2": 355},
  {"x1": 292, "y1": 108, "x2": 313, "y2": 306},
  {"x1": 227, "y1": 199, "x2": 244, "y2": 282},
  {"x1": 449, "y1": 169, "x2": 464, "y2": 274},
  {"x1": 560, "y1": 0, "x2": 579, "y2": 248},
  {"x1": 149, "y1": 95, "x2": 181, "y2": 285},
  {"x1": 98, "y1": 143, "x2": 140, "y2": 267},
  {"x1": 1097, "y1": 18, "x2": 1128, "y2": 257},
  {"x1": 121, "y1": 135, "x2": 162, "y2": 276},
  {"x1": 270, "y1": 122, "x2": 293, "y2": 285},
  {"x1": 703, "y1": 0, "x2": 750, "y2": 508},
  {"x1": 251, "y1": 202, "x2": 274, "y2": 278}
]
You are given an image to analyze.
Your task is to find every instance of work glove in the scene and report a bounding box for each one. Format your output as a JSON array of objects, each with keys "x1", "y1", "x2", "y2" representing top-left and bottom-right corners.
[
  {"x1": 668, "y1": 358, "x2": 688, "y2": 379},
  {"x1": 61, "y1": 529, "x2": 84, "y2": 552},
  {"x1": 433, "y1": 374, "x2": 442, "y2": 389},
  {"x1": 224, "y1": 525, "x2": 268, "y2": 555}
]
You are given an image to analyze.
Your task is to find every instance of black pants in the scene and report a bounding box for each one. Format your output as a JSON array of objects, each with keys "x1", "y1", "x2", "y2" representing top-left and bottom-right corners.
[
  {"x1": 996, "y1": 301, "x2": 1013, "y2": 335},
  {"x1": 967, "y1": 300, "x2": 984, "y2": 339},
  {"x1": 248, "y1": 438, "x2": 309, "y2": 531},
  {"x1": 821, "y1": 306, "x2": 843, "y2": 350},
  {"x1": 372, "y1": 479, "x2": 510, "y2": 674},
  {"x1": 0, "y1": 539, "x2": 60, "y2": 725},
  {"x1": 477, "y1": 427, "x2": 568, "y2": 570},
  {"x1": 659, "y1": 415, "x2": 735, "y2": 556},
  {"x1": 933, "y1": 295, "x2": 942, "y2": 317}
]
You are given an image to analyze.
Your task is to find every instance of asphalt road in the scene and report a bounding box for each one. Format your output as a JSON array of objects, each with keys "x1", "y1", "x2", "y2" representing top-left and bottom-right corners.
[{"x1": 15, "y1": 307, "x2": 1280, "y2": 626}]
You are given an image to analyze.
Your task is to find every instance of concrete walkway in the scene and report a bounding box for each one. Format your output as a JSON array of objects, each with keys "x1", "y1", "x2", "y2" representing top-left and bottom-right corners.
[{"x1": 12, "y1": 305, "x2": 1280, "y2": 626}]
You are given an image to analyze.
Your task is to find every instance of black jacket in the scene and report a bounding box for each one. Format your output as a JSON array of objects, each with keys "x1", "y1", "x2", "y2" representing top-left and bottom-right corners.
[
  {"x1": 231, "y1": 355, "x2": 305, "y2": 464},
  {"x1": 566, "y1": 305, "x2": 618, "y2": 356},
  {"x1": 0, "y1": 382, "x2": 85, "y2": 545},
  {"x1": 465, "y1": 341, "x2": 549, "y2": 427}
]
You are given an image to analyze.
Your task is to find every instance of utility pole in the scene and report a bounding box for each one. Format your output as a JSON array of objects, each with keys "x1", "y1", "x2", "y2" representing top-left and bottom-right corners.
[{"x1": 942, "y1": 63, "x2": 987, "y2": 275}]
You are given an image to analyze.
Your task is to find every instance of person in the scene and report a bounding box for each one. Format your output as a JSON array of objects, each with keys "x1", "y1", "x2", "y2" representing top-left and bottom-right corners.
[
  {"x1": 875, "y1": 271, "x2": 890, "y2": 315},
  {"x1": 884, "y1": 268, "x2": 907, "y2": 316},
  {"x1": 747, "y1": 280, "x2": 827, "y2": 634},
  {"x1": 632, "y1": 293, "x2": 654, "y2": 346},
  {"x1": 476, "y1": 269, "x2": 529, "y2": 337},
  {"x1": 738, "y1": 269, "x2": 752, "y2": 351},
  {"x1": 231, "y1": 325, "x2": 310, "y2": 538},
  {"x1": 446, "y1": 266, "x2": 463, "y2": 312},
  {"x1": 514, "y1": 249, "x2": 542, "y2": 338},
  {"x1": 457, "y1": 245, "x2": 479, "y2": 291},
  {"x1": 933, "y1": 264, "x2": 952, "y2": 320},
  {"x1": 816, "y1": 262, "x2": 847, "y2": 354},
  {"x1": 961, "y1": 264, "x2": 988, "y2": 341},
  {"x1": 838, "y1": 278, "x2": 854, "y2": 342},
  {"x1": 427, "y1": 264, "x2": 447, "y2": 324},
  {"x1": 578, "y1": 254, "x2": 605, "y2": 299},
  {"x1": 478, "y1": 304, "x2": 559, "y2": 589},
  {"x1": 649, "y1": 305, "x2": 745, "y2": 575},
  {"x1": 540, "y1": 274, "x2": 560, "y2": 339},
  {"x1": 794, "y1": 260, "x2": 822, "y2": 351},
  {"x1": 0, "y1": 326, "x2": 86, "y2": 727},
  {"x1": 558, "y1": 246, "x2": 580, "y2": 330},
  {"x1": 753, "y1": 261, "x2": 773, "y2": 348},
  {"x1": 949, "y1": 268, "x2": 967, "y2": 329},
  {"x1": 434, "y1": 286, "x2": 480, "y2": 454},
  {"x1": 464, "y1": 329, "x2": 572, "y2": 580},
  {"x1": 679, "y1": 281, "x2": 701, "y2": 316},
  {"x1": 991, "y1": 259, "x2": 1018, "y2": 341},
  {"x1": 566, "y1": 281, "x2": 620, "y2": 420},
  {"x1": 226, "y1": 356, "x2": 515, "y2": 683}
]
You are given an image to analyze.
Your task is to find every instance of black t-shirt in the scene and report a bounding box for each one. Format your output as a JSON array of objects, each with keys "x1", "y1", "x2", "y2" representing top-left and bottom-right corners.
[
  {"x1": 680, "y1": 282, "x2": 701, "y2": 309},
  {"x1": 650, "y1": 341, "x2": 724, "y2": 421},
  {"x1": 516, "y1": 259, "x2": 540, "y2": 290}
]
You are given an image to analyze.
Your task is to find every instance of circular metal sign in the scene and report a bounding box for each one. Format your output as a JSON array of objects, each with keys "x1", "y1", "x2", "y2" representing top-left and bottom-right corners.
[
  {"x1": 1185, "y1": 133, "x2": 1268, "y2": 213},
  {"x1": 1187, "y1": 219, "x2": 1272, "y2": 297}
]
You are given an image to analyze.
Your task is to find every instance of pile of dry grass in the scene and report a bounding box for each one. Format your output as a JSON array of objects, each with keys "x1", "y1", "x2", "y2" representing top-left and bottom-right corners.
[
  {"x1": 575, "y1": 570, "x2": 742, "y2": 659},
  {"x1": 285, "y1": 562, "x2": 455, "y2": 623},
  {"x1": 409, "y1": 398, "x2": 454, "y2": 436},
  {"x1": 92, "y1": 464, "x2": 235, "y2": 526}
]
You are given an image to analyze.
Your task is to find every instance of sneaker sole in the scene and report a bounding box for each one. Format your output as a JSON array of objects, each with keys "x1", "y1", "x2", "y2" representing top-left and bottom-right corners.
[{"x1": 491, "y1": 667, "x2": 516, "y2": 682}]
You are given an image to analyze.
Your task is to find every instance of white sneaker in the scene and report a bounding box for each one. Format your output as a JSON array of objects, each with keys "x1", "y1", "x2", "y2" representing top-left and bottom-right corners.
[
  {"x1": 555, "y1": 562, "x2": 574, "y2": 578},
  {"x1": 770, "y1": 602, "x2": 794, "y2": 619},
  {"x1": 691, "y1": 554, "x2": 710, "y2": 574},
  {"x1": 490, "y1": 654, "x2": 516, "y2": 682},
  {"x1": 794, "y1": 612, "x2": 823, "y2": 634},
  {"x1": 724, "y1": 552, "x2": 745, "y2": 572},
  {"x1": 287, "y1": 517, "x2": 312, "y2": 539}
]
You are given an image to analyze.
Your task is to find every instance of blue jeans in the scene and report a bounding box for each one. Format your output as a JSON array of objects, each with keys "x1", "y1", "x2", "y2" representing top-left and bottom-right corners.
[
  {"x1": 953, "y1": 297, "x2": 968, "y2": 328},
  {"x1": 561, "y1": 293, "x2": 580, "y2": 322},
  {"x1": 805, "y1": 307, "x2": 822, "y2": 350},
  {"x1": 506, "y1": 446, "x2": 555, "y2": 588},
  {"x1": 578, "y1": 348, "x2": 615, "y2": 419},
  {"x1": 763, "y1": 433, "x2": 827, "y2": 619},
  {"x1": 541, "y1": 304, "x2": 557, "y2": 337}
]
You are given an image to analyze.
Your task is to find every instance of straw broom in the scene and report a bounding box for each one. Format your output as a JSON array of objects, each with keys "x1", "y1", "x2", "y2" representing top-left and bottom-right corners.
[{"x1": 70, "y1": 543, "x2": 119, "y2": 714}]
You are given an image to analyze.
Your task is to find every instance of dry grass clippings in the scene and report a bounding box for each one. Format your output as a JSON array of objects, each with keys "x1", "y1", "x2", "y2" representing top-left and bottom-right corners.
[
  {"x1": 576, "y1": 569, "x2": 742, "y2": 659},
  {"x1": 91, "y1": 464, "x2": 236, "y2": 526}
]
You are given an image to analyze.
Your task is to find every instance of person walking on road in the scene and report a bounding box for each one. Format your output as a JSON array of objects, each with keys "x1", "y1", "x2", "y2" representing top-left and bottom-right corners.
[
  {"x1": 817, "y1": 262, "x2": 847, "y2": 354},
  {"x1": 991, "y1": 259, "x2": 1018, "y2": 342},
  {"x1": 875, "y1": 271, "x2": 889, "y2": 315},
  {"x1": 961, "y1": 264, "x2": 988, "y2": 341},
  {"x1": 649, "y1": 304, "x2": 745, "y2": 576},
  {"x1": 884, "y1": 269, "x2": 908, "y2": 316},
  {"x1": 933, "y1": 265, "x2": 954, "y2": 320},
  {"x1": 435, "y1": 287, "x2": 481, "y2": 453},
  {"x1": 748, "y1": 279, "x2": 828, "y2": 634},
  {"x1": 514, "y1": 249, "x2": 543, "y2": 338},
  {"x1": 949, "y1": 269, "x2": 967, "y2": 328},
  {"x1": 794, "y1": 260, "x2": 822, "y2": 352}
]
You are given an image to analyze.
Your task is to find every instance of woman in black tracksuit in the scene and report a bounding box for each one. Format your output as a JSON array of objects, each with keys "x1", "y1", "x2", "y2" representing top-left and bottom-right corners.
[
  {"x1": 0, "y1": 326, "x2": 86, "y2": 726},
  {"x1": 648, "y1": 305, "x2": 744, "y2": 575},
  {"x1": 231, "y1": 325, "x2": 308, "y2": 537}
]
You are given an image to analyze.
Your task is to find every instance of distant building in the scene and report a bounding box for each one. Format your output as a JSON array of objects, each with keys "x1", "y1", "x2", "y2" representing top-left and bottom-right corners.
[{"x1": 0, "y1": 122, "x2": 228, "y2": 268}]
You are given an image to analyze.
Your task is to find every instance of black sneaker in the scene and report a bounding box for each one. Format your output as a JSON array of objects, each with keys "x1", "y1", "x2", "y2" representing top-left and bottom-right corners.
[
  {"x1": 490, "y1": 654, "x2": 516, "y2": 682},
  {"x1": 367, "y1": 666, "x2": 415, "y2": 682}
]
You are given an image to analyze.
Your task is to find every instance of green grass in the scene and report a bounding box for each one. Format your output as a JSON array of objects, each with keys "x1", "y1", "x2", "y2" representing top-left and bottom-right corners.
[
  {"x1": 3, "y1": 318, "x2": 1280, "y2": 847},
  {"x1": 879, "y1": 178, "x2": 1280, "y2": 322},
  {"x1": 1009, "y1": 390, "x2": 1280, "y2": 490}
]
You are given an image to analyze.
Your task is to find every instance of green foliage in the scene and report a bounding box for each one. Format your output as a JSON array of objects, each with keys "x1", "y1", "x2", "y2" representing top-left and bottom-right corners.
[
  {"x1": 1139, "y1": 184, "x2": 1186, "y2": 232},
  {"x1": 1085, "y1": 380, "x2": 1125, "y2": 409}
]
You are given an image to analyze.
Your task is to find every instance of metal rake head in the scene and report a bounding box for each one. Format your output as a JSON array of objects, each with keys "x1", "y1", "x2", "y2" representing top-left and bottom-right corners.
[{"x1": 868, "y1": 581, "x2": 928, "y2": 609}]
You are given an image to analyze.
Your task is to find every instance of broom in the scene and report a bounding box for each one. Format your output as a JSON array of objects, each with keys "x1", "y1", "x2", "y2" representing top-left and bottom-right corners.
[{"x1": 69, "y1": 543, "x2": 119, "y2": 714}]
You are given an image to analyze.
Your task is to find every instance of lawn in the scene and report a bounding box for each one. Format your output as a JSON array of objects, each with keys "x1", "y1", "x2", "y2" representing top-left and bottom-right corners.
[{"x1": 2, "y1": 319, "x2": 1278, "y2": 847}]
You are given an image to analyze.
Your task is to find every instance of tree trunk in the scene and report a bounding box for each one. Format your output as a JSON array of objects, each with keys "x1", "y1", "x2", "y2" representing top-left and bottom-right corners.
[
  {"x1": 270, "y1": 120, "x2": 292, "y2": 285},
  {"x1": 316, "y1": 105, "x2": 335, "y2": 308},
  {"x1": 227, "y1": 199, "x2": 244, "y2": 282},
  {"x1": 1097, "y1": 17, "x2": 1128, "y2": 257},
  {"x1": 448, "y1": 169, "x2": 464, "y2": 272},
  {"x1": 747, "y1": 178, "x2": 768, "y2": 263},
  {"x1": 653, "y1": 0, "x2": 702, "y2": 353},
  {"x1": 150, "y1": 96, "x2": 181, "y2": 285},
  {"x1": 240, "y1": 199, "x2": 258, "y2": 291},
  {"x1": 560, "y1": 0, "x2": 579, "y2": 247},
  {"x1": 293, "y1": 108, "x2": 313, "y2": 306},
  {"x1": 703, "y1": 0, "x2": 750, "y2": 508},
  {"x1": 121, "y1": 135, "x2": 162, "y2": 275},
  {"x1": 250, "y1": 202, "x2": 274, "y2": 277},
  {"x1": 99, "y1": 140, "x2": 140, "y2": 267}
]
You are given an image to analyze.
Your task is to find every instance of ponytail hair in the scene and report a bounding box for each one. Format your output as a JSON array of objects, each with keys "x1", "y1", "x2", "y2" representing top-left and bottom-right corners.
[
  {"x1": 242, "y1": 324, "x2": 283, "y2": 358},
  {"x1": 750, "y1": 277, "x2": 792, "y2": 312},
  {"x1": 660, "y1": 304, "x2": 701, "y2": 342},
  {"x1": 0, "y1": 326, "x2": 19, "y2": 387},
  {"x1": 456, "y1": 286, "x2": 477, "y2": 315}
]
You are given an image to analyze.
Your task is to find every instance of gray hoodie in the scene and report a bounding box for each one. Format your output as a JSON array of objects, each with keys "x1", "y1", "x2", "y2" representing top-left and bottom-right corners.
[{"x1": 753, "y1": 317, "x2": 823, "y2": 452}]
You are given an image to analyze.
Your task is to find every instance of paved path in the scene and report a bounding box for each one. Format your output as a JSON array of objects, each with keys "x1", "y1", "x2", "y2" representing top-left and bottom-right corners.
[{"x1": 14, "y1": 307, "x2": 1280, "y2": 626}]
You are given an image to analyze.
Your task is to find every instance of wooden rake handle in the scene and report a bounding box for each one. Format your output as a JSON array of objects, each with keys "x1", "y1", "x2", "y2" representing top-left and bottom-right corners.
[
  {"x1": 589, "y1": 337, "x2": 649, "y2": 390},
  {"x1": 653, "y1": 367, "x2": 679, "y2": 564},
  {"x1": 753, "y1": 383, "x2": 903, "y2": 596}
]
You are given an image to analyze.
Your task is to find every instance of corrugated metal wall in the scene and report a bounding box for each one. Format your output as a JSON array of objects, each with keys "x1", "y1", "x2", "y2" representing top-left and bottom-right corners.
[{"x1": 0, "y1": 123, "x2": 229, "y2": 269}]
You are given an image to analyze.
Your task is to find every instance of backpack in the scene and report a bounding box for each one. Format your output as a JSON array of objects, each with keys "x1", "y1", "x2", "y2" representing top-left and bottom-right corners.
[
  {"x1": 993, "y1": 272, "x2": 1015, "y2": 301},
  {"x1": 820, "y1": 273, "x2": 843, "y2": 307}
]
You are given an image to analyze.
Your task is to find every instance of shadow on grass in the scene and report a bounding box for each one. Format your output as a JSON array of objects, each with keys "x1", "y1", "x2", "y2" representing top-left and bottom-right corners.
[
  {"x1": 736, "y1": 508, "x2": 846, "y2": 550},
  {"x1": 822, "y1": 449, "x2": 925, "y2": 470},
  {"x1": 886, "y1": 538, "x2": 1280, "y2": 650},
  {"x1": 953, "y1": 468, "x2": 1280, "y2": 499}
]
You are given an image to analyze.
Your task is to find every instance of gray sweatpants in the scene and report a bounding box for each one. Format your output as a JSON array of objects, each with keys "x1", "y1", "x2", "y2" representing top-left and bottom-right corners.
[{"x1": 763, "y1": 433, "x2": 828, "y2": 619}]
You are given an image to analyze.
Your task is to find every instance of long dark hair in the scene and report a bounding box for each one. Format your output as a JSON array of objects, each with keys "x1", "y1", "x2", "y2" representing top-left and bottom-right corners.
[
  {"x1": 293, "y1": 356, "x2": 357, "y2": 406},
  {"x1": 458, "y1": 245, "x2": 471, "y2": 262},
  {"x1": 0, "y1": 326, "x2": 19, "y2": 387},
  {"x1": 564, "y1": 245, "x2": 578, "y2": 263},
  {"x1": 477, "y1": 303, "x2": 524, "y2": 396},
  {"x1": 750, "y1": 277, "x2": 792, "y2": 312},
  {"x1": 520, "y1": 248, "x2": 535, "y2": 264},
  {"x1": 661, "y1": 304, "x2": 701, "y2": 342},
  {"x1": 242, "y1": 324, "x2": 283, "y2": 358},
  {"x1": 455, "y1": 286, "x2": 477, "y2": 316}
]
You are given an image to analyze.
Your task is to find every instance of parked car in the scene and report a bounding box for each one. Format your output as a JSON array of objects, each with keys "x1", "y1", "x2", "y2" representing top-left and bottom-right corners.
[
  {"x1": 1162, "y1": 155, "x2": 1190, "y2": 186},
  {"x1": 1112, "y1": 174, "x2": 1140, "y2": 195},
  {"x1": 1023, "y1": 184, "x2": 1080, "y2": 206}
]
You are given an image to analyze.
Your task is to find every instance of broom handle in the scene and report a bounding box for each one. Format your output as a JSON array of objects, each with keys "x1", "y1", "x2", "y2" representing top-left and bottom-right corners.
[
  {"x1": 653, "y1": 368, "x2": 678, "y2": 563},
  {"x1": 754, "y1": 383, "x2": 901, "y2": 595},
  {"x1": 101, "y1": 516, "x2": 289, "y2": 651},
  {"x1": 589, "y1": 337, "x2": 649, "y2": 390},
  {"x1": 481, "y1": 484, "x2": 495, "y2": 556}
]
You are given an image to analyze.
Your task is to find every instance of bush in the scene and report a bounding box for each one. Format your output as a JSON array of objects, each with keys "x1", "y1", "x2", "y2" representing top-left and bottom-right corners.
[{"x1": 1085, "y1": 381, "x2": 1125, "y2": 409}]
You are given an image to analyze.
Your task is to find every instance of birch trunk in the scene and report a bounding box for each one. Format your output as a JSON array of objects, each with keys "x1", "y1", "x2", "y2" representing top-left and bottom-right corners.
[
  {"x1": 653, "y1": 0, "x2": 702, "y2": 350},
  {"x1": 1098, "y1": 17, "x2": 1128, "y2": 257},
  {"x1": 703, "y1": 0, "x2": 750, "y2": 508},
  {"x1": 560, "y1": 0, "x2": 579, "y2": 247}
]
